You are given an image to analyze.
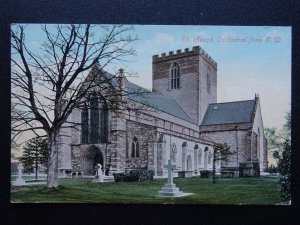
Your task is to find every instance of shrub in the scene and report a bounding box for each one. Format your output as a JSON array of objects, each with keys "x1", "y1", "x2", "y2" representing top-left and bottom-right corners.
[
  {"x1": 124, "y1": 171, "x2": 139, "y2": 182},
  {"x1": 139, "y1": 170, "x2": 155, "y2": 181},
  {"x1": 113, "y1": 170, "x2": 155, "y2": 182},
  {"x1": 200, "y1": 170, "x2": 212, "y2": 178},
  {"x1": 113, "y1": 173, "x2": 125, "y2": 182},
  {"x1": 266, "y1": 165, "x2": 278, "y2": 174},
  {"x1": 279, "y1": 174, "x2": 291, "y2": 201},
  {"x1": 277, "y1": 140, "x2": 291, "y2": 202}
]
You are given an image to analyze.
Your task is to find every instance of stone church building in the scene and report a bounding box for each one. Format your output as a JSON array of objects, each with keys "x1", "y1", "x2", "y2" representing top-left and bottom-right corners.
[{"x1": 58, "y1": 46, "x2": 268, "y2": 178}]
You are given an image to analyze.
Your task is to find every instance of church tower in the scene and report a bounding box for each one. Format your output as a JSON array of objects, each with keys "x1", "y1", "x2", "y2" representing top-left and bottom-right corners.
[{"x1": 152, "y1": 46, "x2": 217, "y2": 125}]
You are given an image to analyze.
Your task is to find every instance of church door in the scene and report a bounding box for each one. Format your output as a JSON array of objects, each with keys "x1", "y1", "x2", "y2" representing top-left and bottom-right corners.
[
  {"x1": 92, "y1": 153, "x2": 103, "y2": 175},
  {"x1": 83, "y1": 146, "x2": 103, "y2": 175}
]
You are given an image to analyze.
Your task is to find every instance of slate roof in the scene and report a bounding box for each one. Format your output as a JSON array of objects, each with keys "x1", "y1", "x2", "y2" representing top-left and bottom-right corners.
[
  {"x1": 201, "y1": 100, "x2": 256, "y2": 125},
  {"x1": 102, "y1": 71, "x2": 193, "y2": 123}
]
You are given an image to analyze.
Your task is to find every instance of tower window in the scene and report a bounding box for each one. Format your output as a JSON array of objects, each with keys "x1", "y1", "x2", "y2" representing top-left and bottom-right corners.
[
  {"x1": 170, "y1": 62, "x2": 180, "y2": 89},
  {"x1": 207, "y1": 67, "x2": 211, "y2": 94}
]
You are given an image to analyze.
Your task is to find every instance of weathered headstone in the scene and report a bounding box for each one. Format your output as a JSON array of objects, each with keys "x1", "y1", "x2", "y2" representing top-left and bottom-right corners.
[
  {"x1": 92, "y1": 163, "x2": 115, "y2": 183},
  {"x1": 98, "y1": 163, "x2": 104, "y2": 182},
  {"x1": 14, "y1": 163, "x2": 26, "y2": 185},
  {"x1": 158, "y1": 160, "x2": 192, "y2": 197}
]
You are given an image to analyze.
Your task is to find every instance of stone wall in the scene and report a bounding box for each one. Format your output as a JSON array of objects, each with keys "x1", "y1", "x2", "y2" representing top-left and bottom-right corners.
[
  {"x1": 201, "y1": 129, "x2": 252, "y2": 168},
  {"x1": 251, "y1": 96, "x2": 268, "y2": 171},
  {"x1": 198, "y1": 50, "x2": 217, "y2": 124},
  {"x1": 70, "y1": 143, "x2": 109, "y2": 175},
  {"x1": 152, "y1": 46, "x2": 217, "y2": 125},
  {"x1": 125, "y1": 120, "x2": 156, "y2": 169}
]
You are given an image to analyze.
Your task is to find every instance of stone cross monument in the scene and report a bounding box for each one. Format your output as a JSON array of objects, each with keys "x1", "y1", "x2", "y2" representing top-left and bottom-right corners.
[
  {"x1": 164, "y1": 159, "x2": 176, "y2": 185},
  {"x1": 158, "y1": 159, "x2": 186, "y2": 197}
]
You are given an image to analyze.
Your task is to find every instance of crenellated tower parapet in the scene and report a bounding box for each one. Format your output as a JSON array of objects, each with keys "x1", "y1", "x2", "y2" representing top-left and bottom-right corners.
[
  {"x1": 152, "y1": 46, "x2": 217, "y2": 125},
  {"x1": 153, "y1": 46, "x2": 217, "y2": 69}
]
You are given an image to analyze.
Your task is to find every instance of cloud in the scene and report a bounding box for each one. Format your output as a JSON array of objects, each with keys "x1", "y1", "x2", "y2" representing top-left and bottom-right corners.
[
  {"x1": 241, "y1": 51, "x2": 291, "y2": 59},
  {"x1": 219, "y1": 30, "x2": 247, "y2": 39},
  {"x1": 136, "y1": 33, "x2": 175, "y2": 54}
]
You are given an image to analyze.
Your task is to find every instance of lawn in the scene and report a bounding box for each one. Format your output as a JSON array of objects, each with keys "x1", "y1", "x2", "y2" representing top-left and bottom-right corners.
[
  {"x1": 11, "y1": 175, "x2": 46, "y2": 181},
  {"x1": 11, "y1": 176, "x2": 281, "y2": 204}
]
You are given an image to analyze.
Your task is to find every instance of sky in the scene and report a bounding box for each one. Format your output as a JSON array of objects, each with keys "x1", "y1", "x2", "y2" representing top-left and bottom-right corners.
[
  {"x1": 11, "y1": 25, "x2": 291, "y2": 162},
  {"x1": 120, "y1": 25, "x2": 291, "y2": 130}
]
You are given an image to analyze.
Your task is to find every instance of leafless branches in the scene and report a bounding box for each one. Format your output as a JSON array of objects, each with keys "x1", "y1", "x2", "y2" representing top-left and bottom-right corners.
[{"x1": 11, "y1": 24, "x2": 137, "y2": 140}]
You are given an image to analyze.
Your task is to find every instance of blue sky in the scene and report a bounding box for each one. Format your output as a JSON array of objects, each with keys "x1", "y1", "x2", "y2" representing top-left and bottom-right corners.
[
  {"x1": 123, "y1": 25, "x2": 291, "y2": 130},
  {"x1": 13, "y1": 24, "x2": 291, "y2": 130}
]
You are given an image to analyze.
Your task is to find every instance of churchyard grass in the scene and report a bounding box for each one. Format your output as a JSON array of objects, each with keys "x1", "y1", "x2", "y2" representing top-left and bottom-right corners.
[
  {"x1": 11, "y1": 176, "x2": 281, "y2": 204},
  {"x1": 11, "y1": 175, "x2": 46, "y2": 181}
]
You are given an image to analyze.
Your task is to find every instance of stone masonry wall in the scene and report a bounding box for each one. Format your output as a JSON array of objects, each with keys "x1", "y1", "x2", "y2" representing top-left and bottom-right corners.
[
  {"x1": 152, "y1": 46, "x2": 217, "y2": 125},
  {"x1": 126, "y1": 120, "x2": 156, "y2": 169},
  {"x1": 199, "y1": 53, "x2": 217, "y2": 124},
  {"x1": 251, "y1": 97, "x2": 268, "y2": 171},
  {"x1": 201, "y1": 129, "x2": 252, "y2": 168}
]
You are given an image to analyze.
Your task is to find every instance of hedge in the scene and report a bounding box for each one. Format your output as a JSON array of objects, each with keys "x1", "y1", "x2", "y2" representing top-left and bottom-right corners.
[
  {"x1": 200, "y1": 170, "x2": 213, "y2": 178},
  {"x1": 113, "y1": 170, "x2": 155, "y2": 182}
]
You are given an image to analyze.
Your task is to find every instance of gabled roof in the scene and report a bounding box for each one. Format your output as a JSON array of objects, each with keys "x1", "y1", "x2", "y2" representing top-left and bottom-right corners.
[
  {"x1": 201, "y1": 100, "x2": 256, "y2": 125},
  {"x1": 101, "y1": 71, "x2": 193, "y2": 123},
  {"x1": 127, "y1": 82, "x2": 193, "y2": 123}
]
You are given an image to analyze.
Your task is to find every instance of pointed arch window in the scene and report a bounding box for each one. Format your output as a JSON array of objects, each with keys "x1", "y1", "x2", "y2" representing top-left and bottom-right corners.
[
  {"x1": 198, "y1": 149, "x2": 202, "y2": 165},
  {"x1": 90, "y1": 93, "x2": 99, "y2": 144},
  {"x1": 170, "y1": 143, "x2": 177, "y2": 163},
  {"x1": 170, "y1": 62, "x2": 180, "y2": 89},
  {"x1": 257, "y1": 128, "x2": 260, "y2": 160},
  {"x1": 208, "y1": 151, "x2": 213, "y2": 165},
  {"x1": 100, "y1": 100, "x2": 109, "y2": 143},
  {"x1": 81, "y1": 93, "x2": 109, "y2": 144},
  {"x1": 187, "y1": 155, "x2": 192, "y2": 171},
  {"x1": 81, "y1": 103, "x2": 89, "y2": 144},
  {"x1": 207, "y1": 67, "x2": 211, "y2": 94},
  {"x1": 131, "y1": 136, "x2": 140, "y2": 158}
]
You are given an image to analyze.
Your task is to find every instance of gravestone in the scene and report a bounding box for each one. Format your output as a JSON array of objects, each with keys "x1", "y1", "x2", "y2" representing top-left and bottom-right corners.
[
  {"x1": 14, "y1": 164, "x2": 26, "y2": 185},
  {"x1": 92, "y1": 163, "x2": 114, "y2": 183},
  {"x1": 158, "y1": 160, "x2": 192, "y2": 197},
  {"x1": 92, "y1": 163, "x2": 104, "y2": 182},
  {"x1": 98, "y1": 164, "x2": 104, "y2": 182}
]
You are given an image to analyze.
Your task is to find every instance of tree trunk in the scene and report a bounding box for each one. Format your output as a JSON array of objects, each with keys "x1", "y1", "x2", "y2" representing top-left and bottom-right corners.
[
  {"x1": 212, "y1": 150, "x2": 216, "y2": 184},
  {"x1": 35, "y1": 149, "x2": 38, "y2": 180},
  {"x1": 35, "y1": 150, "x2": 38, "y2": 180},
  {"x1": 47, "y1": 129, "x2": 60, "y2": 188}
]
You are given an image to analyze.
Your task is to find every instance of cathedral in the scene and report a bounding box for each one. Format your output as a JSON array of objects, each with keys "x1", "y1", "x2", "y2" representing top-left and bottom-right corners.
[{"x1": 57, "y1": 46, "x2": 268, "y2": 178}]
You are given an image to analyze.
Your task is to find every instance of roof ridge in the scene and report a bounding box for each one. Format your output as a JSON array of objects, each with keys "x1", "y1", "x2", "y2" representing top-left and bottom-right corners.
[
  {"x1": 210, "y1": 99, "x2": 255, "y2": 105},
  {"x1": 100, "y1": 70, "x2": 194, "y2": 123},
  {"x1": 169, "y1": 98, "x2": 194, "y2": 122},
  {"x1": 202, "y1": 99, "x2": 256, "y2": 125}
]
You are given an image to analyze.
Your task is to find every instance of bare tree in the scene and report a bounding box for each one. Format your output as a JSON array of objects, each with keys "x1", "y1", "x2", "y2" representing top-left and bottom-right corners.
[
  {"x1": 11, "y1": 24, "x2": 137, "y2": 188},
  {"x1": 212, "y1": 143, "x2": 235, "y2": 184}
]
